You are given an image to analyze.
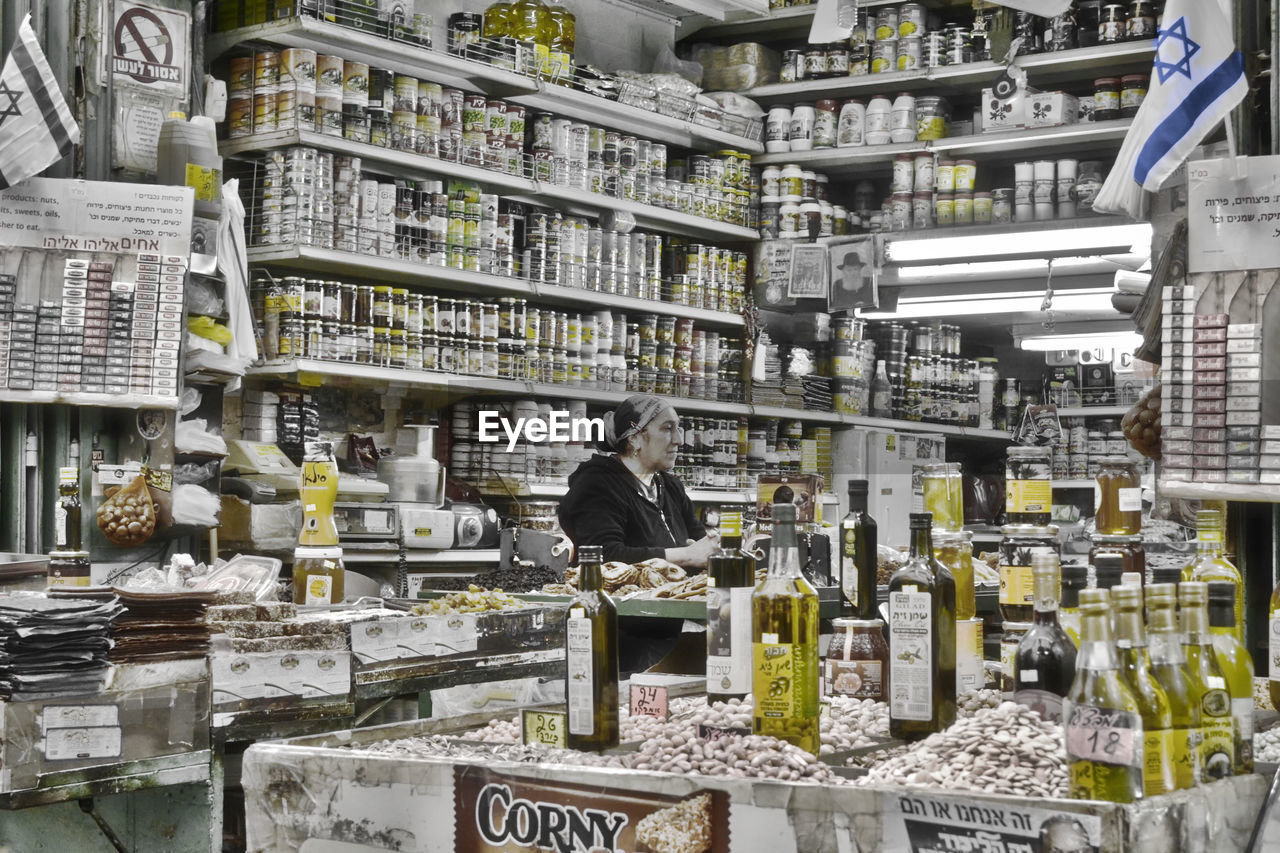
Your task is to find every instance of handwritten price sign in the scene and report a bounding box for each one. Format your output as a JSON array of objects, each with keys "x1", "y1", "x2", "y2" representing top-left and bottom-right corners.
[
  {"x1": 521, "y1": 709, "x2": 567, "y2": 748},
  {"x1": 629, "y1": 684, "x2": 669, "y2": 720}
]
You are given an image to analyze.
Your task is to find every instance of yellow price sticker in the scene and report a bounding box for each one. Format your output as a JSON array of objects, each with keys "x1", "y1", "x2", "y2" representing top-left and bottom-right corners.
[
  {"x1": 298, "y1": 371, "x2": 323, "y2": 387},
  {"x1": 521, "y1": 709, "x2": 567, "y2": 748}
]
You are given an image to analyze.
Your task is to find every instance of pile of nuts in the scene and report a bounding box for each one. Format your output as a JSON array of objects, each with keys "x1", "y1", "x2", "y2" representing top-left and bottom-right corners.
[
  {"x1": 1254, "y1": 727, "x2": 1280, "y2": 763},
  {"x1": 856, "y1": 702, "x2": 1067, "y2": 798},
  {"x1": 625, "y1": 731, "x2": 843, "y2": 784},
  {"x1": 410, "y1": 587, "x2": 529, "y2": 615},
  {"x1": 957, "y1": 689, "x2": 1003, "y2": 716}
]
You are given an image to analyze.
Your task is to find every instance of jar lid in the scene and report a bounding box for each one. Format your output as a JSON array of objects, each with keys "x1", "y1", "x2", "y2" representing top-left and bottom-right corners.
[
  {"x1": 1001, "y1": 621, "x2": 1033, "y2": 631},
  {"x1": 1121, "y1": 74, "x2": 1149, "y2": 85},
  {"x1": 295, "y1": 546, "x2": 343, "y2": 560},
  {"x1": 1094, "y1": 77, "x2": 1121, "y2": 86},
  {"x1": 1001, "y1": 524, "x2": 1060, "y2": 536},
  {"x1": 48, "y1": 550, "x2": 91, "y2": 559},
  {"x1": 817, "y1": 99, "x2": 840, "y2": 109}
]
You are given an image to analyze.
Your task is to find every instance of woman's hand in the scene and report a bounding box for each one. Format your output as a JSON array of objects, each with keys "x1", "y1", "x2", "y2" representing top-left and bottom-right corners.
[{"x1": 666, "y1": 533, "x2": 719, "y2": 570}]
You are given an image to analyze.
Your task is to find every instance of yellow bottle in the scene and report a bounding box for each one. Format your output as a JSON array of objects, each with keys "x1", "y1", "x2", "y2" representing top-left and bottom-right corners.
[
  {"x1": 508, "y1": 0, "x2": 551, "y2": 78},
  {"x1": 1185, "y1": 509, "x2": 1243, "y2": 643},
  {"x1": 482, "y1": 0, "x2": 511, "y2": 38},
  {"x1": 1179, "y1": 582, "x2": 1234, "y2": 782},
  {"x1": 1112, "y1": 585, "x2": 1175, "y2": 796},
  {"x1": 1207, "y1": 581, "x2": 1254, "y2": 774},
  {"x1": 547, "y1": 5, "x2": 575, "y2": 83},
  {"x1": 299, "y1": 440, "x2": 340, "y2": 547}
]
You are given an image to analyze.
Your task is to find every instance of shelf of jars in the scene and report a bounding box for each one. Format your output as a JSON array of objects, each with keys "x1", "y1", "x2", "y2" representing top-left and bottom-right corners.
[
  {"x1": 244, "y1": 244, "x2": 748, "y2": 329},
  {"x1": 1155, "y1": 481, "x2": 1280, "y2": 503},
  {"x1": 755, "y1": 119, "x2": 1133, "y2": 173},
  {"x1": 741, "y1": 40, "x2": 1156, "y2": 105},
  {"x1": 222, "y1": 129, "x2": 759, "y2": 244},
  {"x1": 209, "y1": 14, "x2": 764, "y2": 155},
  {"x1": 0, "y1": 390, "x2": 181, "y2": 410},
  {"x1": 678, "y1": 0, "x2": 903, "y2": 42},
  {"x1": 475, "y1": 477, "x2": 755, "y2": 503}
]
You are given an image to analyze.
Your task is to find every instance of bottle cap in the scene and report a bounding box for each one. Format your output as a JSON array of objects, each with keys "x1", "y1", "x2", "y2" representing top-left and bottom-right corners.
[
  {"x1": 578, "y1": 544, "x2": 603, "y2": 563},
  {"x1": 1111, "y1": 585, "x2": 1141, "y2": 608},
  {"x1": 1061, "y1": 564, "x2": 1087, "y2": 585},
  {"x1": 58, "y1": 466, "x2": 77, "y2": 484},
  {"x1": 1079, "y1": 588, "x2": 1109, "y2": 608},
  {"x1": 1207, "y1": 580, "x2": 1236, "y2": 603},
  {"x1": 772, "y1": 503, "x2": 797, "y2": 524},
  {"x1": 909, "y1": 512, "x2": 933, "y2": 529},
  {"x1": 1145, "y1": 582, "x2": 1177, "y2": 603},
  {"x1": 847, "y1": 479, "x2": 869, "y2": 495},
  {"x1": 1177, "y1": 580, "x2": 1208, "y2": 605},
  {"x1": 1151, "y1": 567, "x2": 1183, "y2": 585}
]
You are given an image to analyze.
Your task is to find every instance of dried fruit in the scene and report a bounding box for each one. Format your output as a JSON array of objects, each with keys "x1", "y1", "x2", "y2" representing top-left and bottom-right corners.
[
  {"x1": 96, "y1": 475, "x2": 157, "y2": 547},
  {"x1": 1122, "y1": 384, "x2": 1162, "y2": 460}
]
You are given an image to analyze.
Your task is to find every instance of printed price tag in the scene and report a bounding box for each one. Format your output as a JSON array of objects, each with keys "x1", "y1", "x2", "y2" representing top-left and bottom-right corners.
[
  {"x1": 44, "y1": 726, "x2": 122, "y2": 761},
  {"x1": 1067, "y1": 705, "x2": 1138, "y2": 766},
  {"x1": 696, "y1": 723, "x2": 751, "y2": 742},
  {"x1": 629, "y1": 683, "x2": 669, "y2": 720},
  {"x1": 522, "y1": 709, "x2": 567, "y2": 748}
]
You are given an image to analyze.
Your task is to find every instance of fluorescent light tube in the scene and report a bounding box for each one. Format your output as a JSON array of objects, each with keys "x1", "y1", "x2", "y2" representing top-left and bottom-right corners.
[
  {"x1": 859, "y1": 289, "x2": 1115, "y2": 320},
  {"x1": 1018, "y1": 331, "x2": 1142, "y2": 352},
  {"x1": 885, "y1": 223, "x2": 1153, "y2": 263}
]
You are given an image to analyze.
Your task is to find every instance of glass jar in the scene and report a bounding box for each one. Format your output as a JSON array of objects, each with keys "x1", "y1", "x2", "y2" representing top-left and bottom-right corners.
[
  {"x1": 1098, "y1": 4, "x2": 1127, "y2": 43},
  {"x1": 921, "y1": 462, "x2": 964, "y2": 531},
  {"x1": 293, "y1": 546, "x2": 345, "y2": 605},
  {"x1": 814, "y1": 99, "x2": 839, "y2": 148},
  {"x1": 1095, "y1": 456, "x2": 1142, "y2": 534},
  {"x1": 1120, "y1": 74, "x2": 1147, "y2": 118},
  {"x1": 1006, "y1": 446, "x2": 1052, "y2": 525},
  {"x1": 934, "y1": 529, "x2": 975, "y2": 620},
  {"x1": 1127, "y1": 1, "x2": 1155, "y2": 39},
  {"x1": 1094, "y1": 77, "x2": 1121, "y2": 121},
  {"x1": 1088, "y1": 533, "x2": 1146, "y2": 582},
  {"x1": 998, "y1": 523, "x2": 1060, "y2": 621},
  {"x1": 824, "y1": 618, "x2": 888, "y2": 701},
  {"x1": 915, "y1": 95, "x2": 951, "y2": 140},
  {"x1": 1000, "y1": 621, "x2": 1032, "y2": 693}
]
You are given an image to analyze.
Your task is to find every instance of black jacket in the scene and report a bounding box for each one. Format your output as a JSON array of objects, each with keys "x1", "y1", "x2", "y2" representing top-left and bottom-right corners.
[{"x1": 558, "y1": 454, "x2": 705, "y2": 564}]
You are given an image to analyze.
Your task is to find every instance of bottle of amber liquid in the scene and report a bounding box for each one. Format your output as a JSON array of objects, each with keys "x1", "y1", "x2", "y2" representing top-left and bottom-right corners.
[
  {"x1": 53, "y1": 466, "x2": 82, "y2": 551},
  {"x1": 1186, "y1": 509, "x2": 1243, "y2": 644},
  {"x1": 1064, "y1": 589, "x2": 1144, "y2": 803},
  {"x1": 888, "y1": 512, "x2": 957, "y2": 741},
  {"x1": 566, "y1": 544, "x2": 619, "y2": 750},
  {"x1": 1179, "y1": 582, "x2": 1234, "y2": 781},
  {"x1": 752, "y1": 503, "x2": 820, "y2": 753},
  {"x1": 1014, "y1": 553, "x2": 1077, "y2": 722},
  {"x1": 1207, "y1": 581, "x2": 1253, "y2": 774},
  {"x1": 707, "y1": 508, "x2": 755, "y2": 702},
  {"x1": 1146, "y1": 583, "x2": 1201, "y2": 790},
  {"x1": 840, "y1": 479, "x2": 877, "y2": 618},
  {"x1": 1094, "y1": 456, "x2": 1142, "y2": 535},
  {"x1": 1113, "y1": 584, "x2": 1175, "y2": 797}
]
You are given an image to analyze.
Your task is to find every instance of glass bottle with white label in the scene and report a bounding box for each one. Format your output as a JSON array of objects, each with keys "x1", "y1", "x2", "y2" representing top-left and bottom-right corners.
[
  {"x1": 1064, "y1": 588, "x2": 1144, "y2": 803},
  {"x1": 752, "y1": 503, "x2": 820, "y2": 754},
  {"x1": 1179, "y1": 581, "x2": 1235, "y2": 781},
  {"x1": 565, "y1": 544, "x2": 619, "y2": 750},
  {"x1": 1094, "y1": 456, "x2": 1141, "y2": 535},
  {"x1": 1186, "y1": 509, "x2": 1243, "y2": 644},
  {"x1": 707, "y1": 508, "x2": 755, "y2": 702},
  {"x1": 1146, "y1": 583, "x2": 1202, "y2": 790},
  {"x1": 1112, "y1": 584, "x2": 1175, "y2": 797},
  {"x1": 887, "y1": 512, "x2": 956, "y2": 741},
  {"x1": 1207, "y1": 580, "x2": 1253, "y2": 775},
  {"x1": 1014, "y1": 552, "x2": 1076, "y2": 722}
]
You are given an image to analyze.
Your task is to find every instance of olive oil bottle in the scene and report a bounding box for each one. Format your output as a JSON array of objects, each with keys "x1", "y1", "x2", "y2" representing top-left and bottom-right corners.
[
  {"x1": 1112, "y1": 585, "x2": 1175, "y2": 797},
  {"x1": 840, "y1": 479, "x2": 877, "y2": 618},
  {"x1": 1207, "y1": 581, "x2": 1254, "y2": 774},
  {"x1": 1065, "y1": 589, "x2": 1144, "y2": 803},
  {"x1": 707, "y1": 508, "x2": 755, "y2": 702},
  {"x1": 1185, "y1": 509, "x2": 1243, "y2": 643},
  {"x1": 54, "y1": 467, "x2": 82, "y2": 551},
  {"x1": 752, "y1": 503, "x2": 820, "y2": 753},
  {"x1": 1059, "y1": 563, "x2": 1086, "y2": 647},
  {"x1": 1146, "y1": 583, "x2": 1201, "y2": 790},
  {"x1": 1179, "y1": 582, "x2": 1234, "y2": 781},
  {"x1": 888, "y1": 512, "x2": 957, "y2": 741},
  {"x1": 1014, "y1": 553, "x2": 1077, "y2": 722},
  {"x1": 565, "y1": 545, "x2": 619, "y2": 750}
]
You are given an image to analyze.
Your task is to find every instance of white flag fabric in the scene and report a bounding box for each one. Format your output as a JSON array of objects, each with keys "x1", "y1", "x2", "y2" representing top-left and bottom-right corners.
[
  {"x1": 0, "y1": 15, "x2": 79, "y2": 191},
  {"x1": 1093, "y1": 0, "x2": 1247, "y2": 219},
  {"x1": 987, "y1": 0, "x2": 1072, "y2": 15}
]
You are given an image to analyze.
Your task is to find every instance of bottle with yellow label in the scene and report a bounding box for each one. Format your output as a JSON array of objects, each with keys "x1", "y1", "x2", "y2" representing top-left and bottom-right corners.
[
  {"x1": 1146, "y1": 583, "x2": 1201, "y2": 789},
  {"x1": 1185, "y1": 509, "x2": 1243, "y2": 644},
  {"x1": 1005, "y1": 446, "x2": 1052, "y2": 525},
  {"x1": 1064, "y1": 589, "x2": 1144, "y2": 803},
  {"x1": 566, "y1": 545, "x2": 619, "y2": 750},
  {"x1": 299, "y1": 440, "x2": 341, "y2": 547},
  {"x1": 1112, "y1": 584, "x2": 1175, "y2": 796},
  {"x1": 752, "y1": 503, "x2": 820, "y2": 754},
  {"x1": 1207, "y1": 580, "x2": 1253, "y2": 774},
  {"x1": 1180, "y1": 582, "x2": 1235, "y2": 781}
]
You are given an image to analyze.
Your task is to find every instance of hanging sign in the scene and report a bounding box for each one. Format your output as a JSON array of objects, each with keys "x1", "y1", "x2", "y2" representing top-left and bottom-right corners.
[
  {"x1": 1188, "y1": 155, "x2": 1280, "y2": 273},
  {"x1": 883, "y1": 792, "x2": 1104, "y2": 853},
  {"x1": 112, "y1": 1, "x2": 190, "y2": 97}
]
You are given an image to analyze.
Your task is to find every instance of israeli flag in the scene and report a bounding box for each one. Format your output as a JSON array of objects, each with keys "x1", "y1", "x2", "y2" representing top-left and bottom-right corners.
[{"x1": 1094, "y1": 0, "x2": 1248, "y2": 219}]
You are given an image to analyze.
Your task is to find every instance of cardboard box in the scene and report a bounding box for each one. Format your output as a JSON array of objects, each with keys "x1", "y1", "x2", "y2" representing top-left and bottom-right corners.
[
  {"x1": 1026, "y1": 91, "x2": 1079, "y2": 128},
  {"x1": 981, "y1": 86, "x2": 1027, "y2": 132}
]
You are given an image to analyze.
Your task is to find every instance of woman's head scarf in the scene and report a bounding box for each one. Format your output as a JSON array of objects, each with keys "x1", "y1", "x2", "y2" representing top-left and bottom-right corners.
[{"x1": 599, "y1": 394, "x2": 668, "y2": 454}]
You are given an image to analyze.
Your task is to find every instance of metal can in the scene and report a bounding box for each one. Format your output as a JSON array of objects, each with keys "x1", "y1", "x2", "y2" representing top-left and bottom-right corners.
[
  {"x1": 253, "y1": 87, "x2": 279, "y2": 133},
  {"x1": 229, "y1": 56, "x2": 254, "y2": 94},
  {"x1": 898, "y1": 3, "x2": 927, "y2": 37},
  {"x1": 896, "y1": 36, "x2": 922, "y2": 71},
  {"x1": 871, "y1": 40, "x2": 896, "y2": 74},
  {"x1": 874, "y1": 6, "x2": 899, "y2": 40},
  {"x1": 254, "y1": 50, "x2": 280, "y2": 88},
  {"x1": 228, "y1": 95, "x2": 252, "y2": 138},
  {"x1": 342, "y1": 61, "x2": 369, "y2": 107}
]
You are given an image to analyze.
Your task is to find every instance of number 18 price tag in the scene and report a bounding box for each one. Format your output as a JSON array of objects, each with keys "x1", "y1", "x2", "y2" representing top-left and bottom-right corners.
[{"x1": 521, "y1": 709, "x2": 567, "y2": 748}]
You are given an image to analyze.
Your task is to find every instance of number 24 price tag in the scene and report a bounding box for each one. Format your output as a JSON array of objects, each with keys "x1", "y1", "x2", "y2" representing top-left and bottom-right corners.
[
  {"x1": 522, "y1": 709, "x2": 567, "y2": 748},
  {"x1": 629, "y1": 684, "x2": 669, "y2": 720}
]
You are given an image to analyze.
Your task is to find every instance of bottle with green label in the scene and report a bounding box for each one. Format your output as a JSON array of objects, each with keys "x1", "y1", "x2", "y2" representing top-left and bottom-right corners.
[
  {"x1": 1146, "y1": 583, "x2": 1202, "y2": 790},
  {"x1": 752, "y1": 503, "x2": 820, "y2": 753},
  {"x1": 840, "y1": 479, "x2": 877, "y2": 618},
  {"x1": 1185, "y1": 509, "x2": 1243, "y2": 643},
  {"x1": 707, "y1": 508, "x2": 755, "y2": 702},
  {"x1": 1112, "y1": 584, "x2": 1175, "y2": 797},
  {"x1": 565, "y1": 544, "x2": 619, "y2": 750},
  {"x1": 1064, "y1": 588, "x2": 1144, "y2": 803},
  {"x1": 887, "y1": 512, "x2": 956, "y2": 741},
  {"x1": 1179, "y1": 582, "x2": 1235, "y2": 781},
  {"x1": 1014, "y1": 552, "x2": 1076, "y2": 722},
  {"x1": 1207, "y1": 580, "x2": 1253, "y2": 775}
]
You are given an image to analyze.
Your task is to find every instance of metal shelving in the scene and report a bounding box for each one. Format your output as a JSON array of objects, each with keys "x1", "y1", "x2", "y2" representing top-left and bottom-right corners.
[
  {"x1": 1056, "y1": 405, "x2": 1130, "y2": 418},
  {"x1": 1156, "y1": 481, "x2": 1279, "y2": 503},
  {"x1": 0, "y1": 390, "x2": 179, "y2": 410}
]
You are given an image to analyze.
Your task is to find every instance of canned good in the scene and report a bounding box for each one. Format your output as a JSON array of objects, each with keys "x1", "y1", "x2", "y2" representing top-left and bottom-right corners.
[
  {"x1": 254, "y1": 50, "x2": 280, "y2": 88},
  {"x1": 897, "y1": 36, "x2": 922, "y2": 72}
]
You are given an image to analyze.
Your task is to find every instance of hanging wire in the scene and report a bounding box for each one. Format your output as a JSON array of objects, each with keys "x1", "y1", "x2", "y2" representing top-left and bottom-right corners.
[{"x1": 1040, "y1": 257, "x2": 1056, "y2": 332}]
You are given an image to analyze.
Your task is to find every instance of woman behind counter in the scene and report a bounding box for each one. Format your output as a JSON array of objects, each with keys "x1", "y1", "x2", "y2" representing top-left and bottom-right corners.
[{"x1": 558, "y1": 395, "x2": 719, "y2": 570}]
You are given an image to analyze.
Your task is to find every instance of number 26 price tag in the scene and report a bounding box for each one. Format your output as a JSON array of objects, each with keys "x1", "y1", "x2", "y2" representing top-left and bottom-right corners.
[{"x1": 522, "y1": 709, "x2": 567, "y2": 748}]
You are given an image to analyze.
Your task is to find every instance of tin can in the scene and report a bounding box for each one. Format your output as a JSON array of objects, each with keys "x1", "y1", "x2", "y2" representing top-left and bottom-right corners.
[
  {"x1": 229, "y1": 56, "x2": 254, "y2": 94},
  {"x1": 316, "y1": 54, "x2": 343, "y2": 94},
  {"x1": 897, "y1": 36, "x2": 922, "y2": 71},
  {"x1": 780, "y1": 49, "x2": 802, "y2": 83},
  {"x1": 254, "y1": 50, "x2": 280, "y2": 88},
  {"x1": 281, "y1": 48, "x2": 317, "y2": 92},
  {"x1": 875, "y1": 6, "x2": 899, "y2": 40},
  {"x1": 342, "y1": 61, "x2": 369, "y2": 107},
  {"x1": 253, "y1": 87, "x2": 279, "y2": 133},
  {"x1": 228, "y1": 95, "x2": 253, "y2": 138},
  {"x1": 871, "y1": 40, "x2": 896, "y2": 74}
]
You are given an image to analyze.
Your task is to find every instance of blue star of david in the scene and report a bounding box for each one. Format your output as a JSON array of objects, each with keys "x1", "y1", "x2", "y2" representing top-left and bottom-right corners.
[
  {"x1": 1153, "y1": 16, "x2": 1201, "y2": 84},
  {"x1": 0, "y1": 81, "x2": 21, "y2": 128}
]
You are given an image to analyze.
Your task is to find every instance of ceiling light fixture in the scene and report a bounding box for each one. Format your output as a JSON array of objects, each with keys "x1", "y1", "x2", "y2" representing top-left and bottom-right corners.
[
  {"x1": 859, "y1": 288, "x2": 1115, "y2": 320},
  {"x1": 884, "y1": 222, "x2": 1153, "y2": 264},
  {"x1": 1017, "y1": 330, "x2": 1143, "y2": 352}
]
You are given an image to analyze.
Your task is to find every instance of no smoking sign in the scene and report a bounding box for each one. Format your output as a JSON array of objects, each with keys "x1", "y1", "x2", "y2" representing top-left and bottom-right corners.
[{"x1": 112, "y1": 1, "x2": 189, "y2": 96}]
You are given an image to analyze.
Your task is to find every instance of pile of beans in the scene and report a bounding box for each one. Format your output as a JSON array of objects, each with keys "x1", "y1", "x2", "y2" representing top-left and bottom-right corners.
[
  {"x1": 855, "y1": 702, "x2": 1067, "y2": 798},
  {"x1": 1254, "y1": 727, "x2": 1280, "y2": 763},
  {"x1": 957, "y1": 689, "x2": 1003, "y2": 716},
  {"x1": 625, "y1": 731, "x2": 843, "y2": 783}
]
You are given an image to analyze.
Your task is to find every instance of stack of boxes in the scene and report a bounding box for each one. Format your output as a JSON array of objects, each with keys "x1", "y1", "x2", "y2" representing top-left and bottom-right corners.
[
  {"x1": 241, "y1": 389, "x2": 280, "y2": 444},
  {"x1": 1226, "y1": 322, "x2": 1264, "y2": 484},
  {"x1": 1158, "y1": 283, "x2": 1196, "y2": 481},
  {"x1": 1263, "y1": 425, "x2": 1280, "y2": 486},
  {"x1": 0, "y1": 276, "x2": 14, "y2": 386},
  {"x1": 1190, "y1": 312, "x2": 1229, "y2": 482},
  {"x1": 5, "y1": 300, "x2": 37, "y2": 390}
]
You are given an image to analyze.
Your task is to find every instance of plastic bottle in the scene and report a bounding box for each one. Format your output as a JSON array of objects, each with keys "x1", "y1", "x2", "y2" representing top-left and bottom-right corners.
[
  {"x1": 837, "y1": 99, "x2": 866, "y2": 147},
  {"x1": 890, "y1": 92, "x2": 917, "y2": 144},
  {"x1": 865, "y1": 96, "x2": 893, "y2": 145},
  {"x1": 156, "y1": 111, "x2": 223, "y2": 261}
]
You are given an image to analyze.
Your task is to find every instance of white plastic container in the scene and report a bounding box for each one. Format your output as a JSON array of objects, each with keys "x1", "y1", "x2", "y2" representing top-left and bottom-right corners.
[
  {"x1": 889, "y1": 93, "x2": 916, "y2": 144},
  {"x1": 865, "y1": 96, "x2": 893, "y2": 145}
]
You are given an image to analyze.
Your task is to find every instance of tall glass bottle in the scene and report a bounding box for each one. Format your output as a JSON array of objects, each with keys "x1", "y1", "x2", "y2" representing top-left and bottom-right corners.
[
  {"x1": 1270, "y1": 575, "x2": 1280, "y2": 711},
  {"x1": 1146, "y1": 583, "x2": 1201, "y2": 790},
  {"x1": 840, "y1": 479, "x2": 877, "y2": 618},
  {"x1": 1064, "y1": 588, "x2": 1144, "y2": 803},
  {"x1": 1207, "y1": 580, "x2": 1254, "y2": 775},
  {"x1": 1059, "y1": 563, "x2": 1086, "y2": 646},
  {"x1": 1179, "y1": 582, "x2": 1234, "y2": 781},
  {"x1": 1112, "y1": 585, "x2": 1175, "y2": 797},
  {"x1": 482, "y1": 1, "x2": 510, "y2": 38},
  {"x1": 566, "y1": 545, "x2": 619, "y2": 750},
  {"x1": 299, "y1": 440, "x2": 340, "y2": 546},
  {"x1": 54, "y1": 466, "x2": 82, "y2": 551},
  {"x1": 752, "y1": 503, "x2": 820, "y2": 753},
  {"x1": 887, "y1": 512, "x2": 957, "y2": 741},
  {"x1": 870, "y1": 360, "x2": 892, "y2": 418},
  {"x1": 1014, "y1": 552, "x2": 1077, "y2": 722},
  {"x1": 1185, "y1": 509, "x2": 1243, "y2": 643},
  {"x1": 707, "y1": 508, "x2": 755, "y2": 702}
]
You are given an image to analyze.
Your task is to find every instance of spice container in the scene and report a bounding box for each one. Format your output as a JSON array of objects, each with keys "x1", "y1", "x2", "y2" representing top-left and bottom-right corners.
[
  {"x1": 915, "y1": 96, "x2": 951, "y2": 140},
  {"x1": 1095, "y1": 455, "x2": 1142, "y2": 534},
  {"x1": 1006, "y1": 445, "x2": 1052, "y2": 525},
  {"x1": 999, "y1": 524, "x2": 1061, "y2": 622},
  {"x1": 824, "y1": 618, "x2": 888, "y2": 701}
]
